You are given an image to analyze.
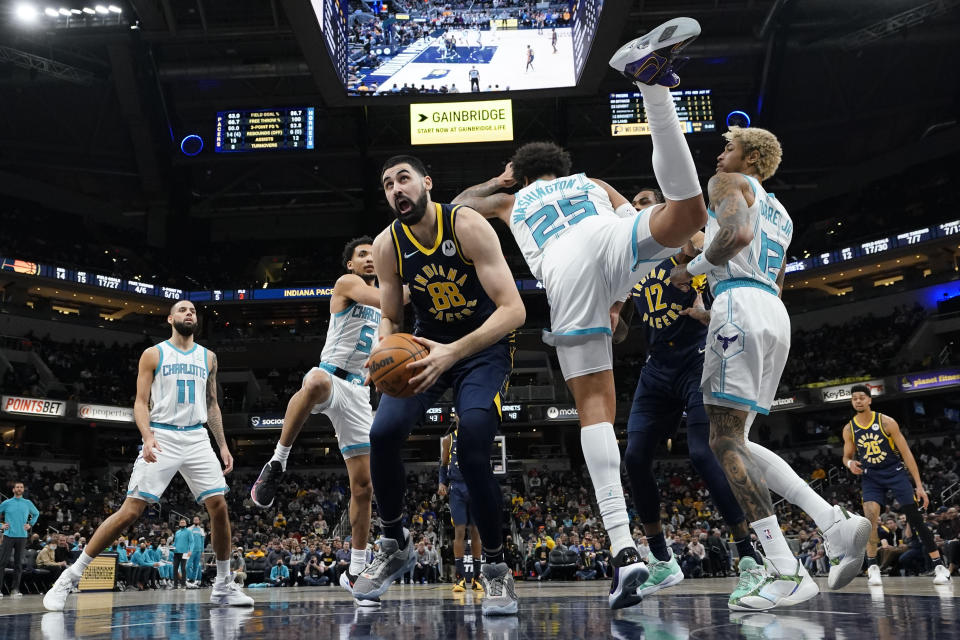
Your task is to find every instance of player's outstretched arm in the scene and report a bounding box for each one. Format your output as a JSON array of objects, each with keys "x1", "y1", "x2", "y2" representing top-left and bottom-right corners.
[
  {"x1": 333, "y1": 273, "x2": 381, "y2": 309},
  {"x1": 841, "y1": 424, "x2": 862, "y2": 475},
  {"x1": 407, "y1": 208, "x2": 525, "y2": 393},
  {"x1": 371, "y1": 229, "x2": 406, "y2": 339},
  {"x1": 883, "y1": 415, "x2": 928, "y2": 508},
  {"x1": 451, "y1": 163, "x2": 517, "y2": 223},
  {"x1": 135, "y1": 347, "x2": 161, "y2": 463},
  {"x1": 206, "y1": 351, "x2": 233, "y2": 475}
]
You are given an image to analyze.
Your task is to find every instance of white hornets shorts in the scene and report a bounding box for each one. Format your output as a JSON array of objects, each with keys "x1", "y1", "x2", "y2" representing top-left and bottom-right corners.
[
  {"x1": 127, "y1": 425, "x2": 228, "y2": 504},
  {"x1": 540, "y1": 210, "x2": 674, "y2": 380},
  {"x1": 307, "y1": 365, "x2": 374, "y2": 459},
  {"x1": 701, "y1": 281, "x2": 790, "y2": 416}
]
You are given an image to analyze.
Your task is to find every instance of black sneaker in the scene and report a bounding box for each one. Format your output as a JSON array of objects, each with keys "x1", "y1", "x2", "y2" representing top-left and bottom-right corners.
[
  {"x1": 250, "y1": 460, "x2": 284, "y2": 508},
  {"x1": 608, "y1": 547, "x2": 648, "y2": 610}
]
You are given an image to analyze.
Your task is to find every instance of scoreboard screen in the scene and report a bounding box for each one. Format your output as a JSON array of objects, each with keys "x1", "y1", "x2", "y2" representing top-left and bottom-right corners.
[
  {"x1": 610, "y1": 89, "x2": 715, "y2": 137},
  {"x1": 215, "y1": 108, "x2": 315, "y2": 153}
]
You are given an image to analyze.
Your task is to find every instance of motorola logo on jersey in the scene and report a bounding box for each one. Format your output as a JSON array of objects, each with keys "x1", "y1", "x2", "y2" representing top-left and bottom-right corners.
[{"x1": 441, "y1": 239, "x2": 456, "y2": 257}]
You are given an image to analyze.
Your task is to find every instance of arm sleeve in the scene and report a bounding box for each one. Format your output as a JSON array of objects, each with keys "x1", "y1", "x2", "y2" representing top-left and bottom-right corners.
[{"x1": 439, "y1": 462, "x2": 449, "y2": 486}]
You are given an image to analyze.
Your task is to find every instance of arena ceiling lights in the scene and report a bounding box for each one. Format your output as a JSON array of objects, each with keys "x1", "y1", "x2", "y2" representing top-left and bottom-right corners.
[{"x1": 13, "y1": 2, "x2": 124, "y2": 27}]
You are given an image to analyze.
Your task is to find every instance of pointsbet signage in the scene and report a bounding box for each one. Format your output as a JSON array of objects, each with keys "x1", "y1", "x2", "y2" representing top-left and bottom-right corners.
[
  {"x1": 410, "y1": 99, "x2": 513, "y2": 145},
  {"x1": 2, "y1": 395, "x2": 66, "y2": 417}
]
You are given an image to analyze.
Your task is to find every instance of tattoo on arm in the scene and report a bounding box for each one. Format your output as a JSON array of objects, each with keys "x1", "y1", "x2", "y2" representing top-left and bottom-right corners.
[
  {"x1": 705, "y1": 173, "x2": 752, "y2": 266},
  {"x1": 206, "y1": 353, "x2": 226, "y2": 449},
  {"x1": 707, "y1": 405, "x2": 774, "y2": 521}
]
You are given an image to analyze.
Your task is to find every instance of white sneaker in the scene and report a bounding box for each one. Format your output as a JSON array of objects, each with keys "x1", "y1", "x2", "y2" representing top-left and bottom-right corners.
[
  {"x1": 44, "y1": 570, "x2": 81, "y2": 611},
  {"x1": 934, "y1": 565, "x2": 951, "y2": 585},
  {"x1": 209, "y1": 607, "x2": 253, "y2": 640},
  {"x1": 867, "y1": 564, "x2": 882, "y2": 586},
  {"x1": 728, "y1": 557, "x2": 819, "y2": 611},
  {"x1": 10, "y1": 590, "x2": 23, "y2": 599},
  {"x1": 210, "y1": 578, "x2": 255, "y2": 606},
  {"x1": 41, "y1": 612, "x2": 66, "y2": 640},
  {"x1": 822, "y1": 505, "x2": 871, "y2": 589}
]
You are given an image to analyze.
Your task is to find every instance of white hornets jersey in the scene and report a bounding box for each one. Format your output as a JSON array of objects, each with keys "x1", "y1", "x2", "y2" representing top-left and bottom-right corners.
[
  {"x1": 510, "y1": 173, "x2": 618, "y2": 281},
  {"x1": 151, "y1": 341, "x2": 209, "y2": 427},
  {"x1": 320, "y1": 302, "x2": 381, "y2": 376},
  {"x1": 704, "y1": 175, "x2": 793, "y2": 295}
]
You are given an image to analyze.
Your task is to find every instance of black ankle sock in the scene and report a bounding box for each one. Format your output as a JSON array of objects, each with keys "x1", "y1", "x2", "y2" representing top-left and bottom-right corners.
[
  {"x1": 735, "y1": 537, "x2": 759, "y2": 564},
  {"x1": 649, "y1": 533, "x2": 670, "y2": 562}
]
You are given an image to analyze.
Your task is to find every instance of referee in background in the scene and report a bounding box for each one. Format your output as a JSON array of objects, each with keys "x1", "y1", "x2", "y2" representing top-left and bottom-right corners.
[{"x1": 0, "y1": 481, "x2": 40, "y2": 598}]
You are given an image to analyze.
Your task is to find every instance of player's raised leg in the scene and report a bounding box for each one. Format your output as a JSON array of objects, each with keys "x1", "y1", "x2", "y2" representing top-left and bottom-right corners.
[{"x1": 252, "y1": 370, "x2": 332, "y2": 507}]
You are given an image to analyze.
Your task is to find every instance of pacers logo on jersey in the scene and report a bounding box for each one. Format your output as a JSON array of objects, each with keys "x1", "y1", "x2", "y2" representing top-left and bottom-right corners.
[
  {"x1": 411, "y1": 263, "x2": 478, "y2": 322},
  {"x1": 857, "y1": 432, "x2": 889, "y2": 465},
  {"x1": 634, "y1": 266, "x2": 707, "y2": 330}
]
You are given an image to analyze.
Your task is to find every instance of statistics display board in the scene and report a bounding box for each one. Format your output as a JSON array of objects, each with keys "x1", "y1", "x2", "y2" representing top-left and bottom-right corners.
[
  {"x1": 610, "y1": 89, "x2": 715, "y2": 136},
  {"x1": 785, "y1": 220, "x2": 960, "y2": 273},
  {"x1": 215, "y1": 108, "x2": 315, "y2": 152}
]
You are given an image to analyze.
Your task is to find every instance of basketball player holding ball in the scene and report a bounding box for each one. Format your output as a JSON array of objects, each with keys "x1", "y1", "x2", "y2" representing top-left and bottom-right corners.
[{"x1": 353, "y1": 155, "x2": 525, "y2": 616}]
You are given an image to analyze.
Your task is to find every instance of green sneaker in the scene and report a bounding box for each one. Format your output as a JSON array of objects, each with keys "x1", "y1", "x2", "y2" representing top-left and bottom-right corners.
[
  {"x1": 637, "y1": 549, "x2": 684, "y2": 599},
  {"x1": 728, "y1": 556, "x2": 819, "y2": 611}
]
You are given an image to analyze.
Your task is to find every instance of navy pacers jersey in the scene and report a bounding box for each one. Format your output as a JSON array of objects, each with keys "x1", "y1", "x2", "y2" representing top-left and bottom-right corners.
[
  {"x1": 851, "y1": 411, "x2": 902, "y2": 470},
  {"x1": 632, "y1": 255, "x2": 711, "y2": 361},
  {"x1": 390, "y1": 203, "x2": 502, "y2": 344}
]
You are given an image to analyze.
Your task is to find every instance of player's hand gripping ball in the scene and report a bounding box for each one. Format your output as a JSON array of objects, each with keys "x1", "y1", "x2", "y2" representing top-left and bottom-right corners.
[{"x1": 368, "y1": 333, "x2": 430, "y2": 398}]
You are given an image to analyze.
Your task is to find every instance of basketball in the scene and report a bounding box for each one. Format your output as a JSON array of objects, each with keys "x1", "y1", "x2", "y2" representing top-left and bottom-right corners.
[{"x1": 368, "y1": 333, "x2": 429, "y2": 398}]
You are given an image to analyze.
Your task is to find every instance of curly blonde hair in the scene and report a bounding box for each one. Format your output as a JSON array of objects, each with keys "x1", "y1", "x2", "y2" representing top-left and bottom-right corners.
[{"x1": 722, "y1": 126, "x2": 782, "y2": 181}]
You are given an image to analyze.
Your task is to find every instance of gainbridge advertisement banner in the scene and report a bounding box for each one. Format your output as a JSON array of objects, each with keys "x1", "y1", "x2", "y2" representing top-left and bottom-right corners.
[{"x1": 78, "y1": 553, "x2": 117, "y2": 592}]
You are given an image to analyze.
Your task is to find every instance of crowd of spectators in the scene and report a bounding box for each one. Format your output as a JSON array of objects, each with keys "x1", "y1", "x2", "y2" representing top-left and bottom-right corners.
[
  {"x1": 4, "y1": 431, "x2": 960, "y2": 595},
  {"x1": 780, "y1": 304, "x2": 928, "y2": 388}
]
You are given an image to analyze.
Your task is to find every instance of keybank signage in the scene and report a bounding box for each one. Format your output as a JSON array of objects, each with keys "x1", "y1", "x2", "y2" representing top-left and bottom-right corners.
[{"x1": 820, "y1": 380, "x2": 885, "y2": 403}]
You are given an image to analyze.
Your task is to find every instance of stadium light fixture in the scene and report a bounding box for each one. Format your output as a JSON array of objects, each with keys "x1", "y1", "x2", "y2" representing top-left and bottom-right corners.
[
  {"x1": 44, "y1": 7, "x2": 58, "y2": 16},
  {"x1": 70, "y1": 8, "x2": 80, "y2": 13},
  {"x1": 108, "y1": 4, "x2": 121, "y2": 13},
  {"x1": 82, "y1": 6, "x2": 95, "y2": 13},
  {"x1": 15, "y1": 3, "x2": 39, "y2": 22},
  {"x1": 58, "y1": 7, "x2": 70, "y2": 15},
  {"x1": 94, "y1": 5, "x2": 108, "y2": 14}
]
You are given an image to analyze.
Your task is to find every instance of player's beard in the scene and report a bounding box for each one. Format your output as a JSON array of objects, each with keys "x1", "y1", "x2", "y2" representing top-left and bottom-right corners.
[
  {"x1": 359, "y1": 273, "x2": 376, "y2": 284},
  {"x1": 393, "y1": 189, "x2": 429, "y2": 226},
  {"x1": 173, "y1": 320, "x2": 195, "y2": 336}
]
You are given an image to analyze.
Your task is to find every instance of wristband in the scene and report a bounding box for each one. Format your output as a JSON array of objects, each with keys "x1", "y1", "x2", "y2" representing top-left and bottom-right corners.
[
  {"x1": 685, "y1": 253, "x2": 716, "y2": 277},
  {"x1": 846, "y1": 460, "x2": 854, "y2": 469}
]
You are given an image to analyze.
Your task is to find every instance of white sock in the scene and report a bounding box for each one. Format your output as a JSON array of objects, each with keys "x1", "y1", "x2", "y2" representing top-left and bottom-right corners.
[
  {"x1": 216, "y1": 560, "x2": 230, "y2": 583},
  {"x1": 271, "y1": 443, "x2": 292, "y2": 471},
  {"x1": 751, "y1": 514, "x2": 796, "y2": 575},
  {"x1": 636, "y1": 83, "x2": 702, "y2": 201},
  {"x1": 747, "y1": 441, "x2": 837, "y2": 530},
  {"x1": 350, "y1": 548, "x2": 367, "y2": 575},
  {"x1": 580, "y1": 423, "x2": 635, "y2": 555},
  {"x1": 69, "y1": 552, "x2": 94, "y2": 577}
]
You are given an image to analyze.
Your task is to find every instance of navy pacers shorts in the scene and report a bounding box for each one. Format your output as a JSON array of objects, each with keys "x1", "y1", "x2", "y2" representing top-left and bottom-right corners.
[{"x1": 861, "y1": 463, "x2": 915, "y2": 506}]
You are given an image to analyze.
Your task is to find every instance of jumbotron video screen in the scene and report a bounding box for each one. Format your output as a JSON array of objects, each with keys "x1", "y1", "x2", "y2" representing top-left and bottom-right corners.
[{"x1": 311, "y1": 0, "x2": 604, "y2": 96}]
